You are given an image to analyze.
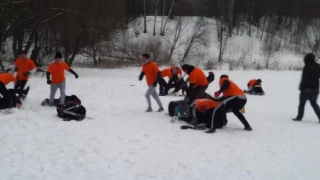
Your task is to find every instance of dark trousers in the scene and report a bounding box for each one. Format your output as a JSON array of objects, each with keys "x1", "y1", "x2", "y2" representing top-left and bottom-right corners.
[
  {"x1": 296, "y1": 89, "x2": 320, "y2": 120},
  {"x1": 0, "y1": 82, "x2": 12, "y2": 109},
  {"x1": 158, "y1": 78, "x2": 167, "y2": 95},
  {"x1": 187, "y1": 85, "x2": 208, "y2": 104},
  {"x1": 212, "y1": 96, "x2": 251, "y2": 129},
  {"x1": 14, "y1": 80, "x2": 27, "y2": 98},
  {"x1": 198, "y1": 108, "x2": 227, "y2": 129}
]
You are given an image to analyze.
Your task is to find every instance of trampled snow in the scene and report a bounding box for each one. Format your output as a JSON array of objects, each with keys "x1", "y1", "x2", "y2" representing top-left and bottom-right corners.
[{"x1": 1, "y1": 68, "x2": 320, "y2": 180}]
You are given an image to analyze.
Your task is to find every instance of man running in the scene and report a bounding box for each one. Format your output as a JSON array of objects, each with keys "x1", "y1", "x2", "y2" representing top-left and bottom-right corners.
[{"x1": 139, "y1": 53, "x2": 164, "y2": 112}]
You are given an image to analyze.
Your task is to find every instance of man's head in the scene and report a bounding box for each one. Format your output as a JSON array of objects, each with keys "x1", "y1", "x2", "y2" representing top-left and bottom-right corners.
[
  {"x1": 55, "y1": 52, "x2": 62, "y2": 63},
  {"x1": 142, "y1": 53, "x2": 150, "y2": 64},
  {"x1": 181, "y1": 64, "x2": 194, "y2": 74},
  {"x1": 257, "y1": 79, "x2": 262, "y2": 84},
  {"x1": 19, "y1": 51, "x2": 27, "y2": 60},
  {"x1": 220, "y1": 75, "x2": 229, "y2": 79},
  {"x1": 304, "y1": 53, "x2": 316, "y2": 65}
]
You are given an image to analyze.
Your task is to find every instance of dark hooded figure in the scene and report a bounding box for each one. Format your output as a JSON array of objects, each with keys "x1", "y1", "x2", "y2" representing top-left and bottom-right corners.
[
  {"x1": 293, "y1": 53, "x2": 320, "y2": 123},
  {"x1": 181, "y1": 64, "x2": 209, "y2": 104}
]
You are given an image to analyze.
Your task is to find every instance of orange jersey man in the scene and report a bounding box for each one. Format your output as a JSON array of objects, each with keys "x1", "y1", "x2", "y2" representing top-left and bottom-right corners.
[
  {"x1": 209, "y1": 75, "x2": 252, "y2": 133},
  {"x1": 46, "y1": 52, "x2": 78, "y2": 106},
  {"x1": 181, "y1": 64, "x2": 209, "y2": 104},
  {"x1": 13, "y1": 51, "x2": 37, "y2": 98},
  {"x1": 139, "y1": 53, "x2": 163, "y2": 112},
  {"x1": 159, "y1": 64, "x2": 183, "y2": 96},
  {"x1": 245, "y1": 79, "x2": 264, "y2": 95}
]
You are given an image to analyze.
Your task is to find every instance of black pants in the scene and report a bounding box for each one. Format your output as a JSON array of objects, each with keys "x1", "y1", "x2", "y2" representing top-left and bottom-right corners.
[
  {"x1": 212, "y1": 96, "x2": 251, "y2": 129},
  {"x1": 197, "y1": 108, "x2": 227, "y2": 129},
  {"x1": 14, "y1": 80, "x2": 27, "y2": 98},
  {"x1": 158, "y1": 78, "x2": 167, "y2": 95},
  {"x1": 165, "y1": 75, "x2": 179, "y2": 94},
  {"x1": 187, "y1": 85, "x2": 208, "y2": 104},
  {"x1": 296, "y1": 89, "x2": 320, "y2": 120},
  {"x1": 0, "y1": 83, "x2": 13, "y2": 109}
]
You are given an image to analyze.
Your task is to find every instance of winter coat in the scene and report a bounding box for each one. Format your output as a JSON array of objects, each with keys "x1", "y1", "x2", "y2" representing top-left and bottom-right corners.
[{"x1": 299, "y1": 53, "x2": 320, "y2": 90}]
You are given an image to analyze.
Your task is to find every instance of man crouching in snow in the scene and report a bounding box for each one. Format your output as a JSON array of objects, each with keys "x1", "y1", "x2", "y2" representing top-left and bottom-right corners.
[
  {"x1": 0, "y1": 73, "x2": 22, "y2": 110},
  {"x1": 139, "y1": 53, "x2": 164, "y2": 112}
]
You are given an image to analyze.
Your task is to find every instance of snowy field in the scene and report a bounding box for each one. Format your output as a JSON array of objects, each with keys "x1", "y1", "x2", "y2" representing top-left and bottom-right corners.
[{"x1": 1, "y1": 67, "x2": 320, "y2": 180}]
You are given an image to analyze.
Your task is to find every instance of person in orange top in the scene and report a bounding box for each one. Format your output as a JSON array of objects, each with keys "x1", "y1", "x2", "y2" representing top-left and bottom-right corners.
[
  {"x1": 13, "y1": 51, "x2": 37, "y2": 98},
  {"x1": 178, "y1": 99, "x2": 227, "y2": 131},
  {"x1": 181, "y1": 64, "x2": 209, "y2": 104},
  {"x1": 158, "y1": 64, "x2": 183, "y2": 96},
  {"x1": 210, "y1": 75, "x2": 252, "y2": 133},
  {"x1": 0, "y1": 73, "x2": 22, "y2": 109},
  {"x1": 46, "y1": 52, "x2": 79, "y2": 106},
  {"x1": 139, "y1": 53, "x2": 163, "y2": 112},
  {"x1": 245, "y1": 79, "x2": 264, "y2": 95}
]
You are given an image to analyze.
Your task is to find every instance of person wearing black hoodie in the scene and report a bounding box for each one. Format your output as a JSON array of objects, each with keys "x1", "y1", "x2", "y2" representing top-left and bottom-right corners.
[
  {"x1": 181, "y1": 64, "x2": 209, "y2": 104},
  {"x1": 293, "y1": 53, "x2": 320, "y2": 123}
]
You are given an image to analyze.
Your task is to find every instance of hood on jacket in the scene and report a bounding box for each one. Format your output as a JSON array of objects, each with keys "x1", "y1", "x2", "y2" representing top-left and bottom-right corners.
[
  {"x1": 181, "y1": 64, "x2": 195, "y2": 74},
  {"x1": 304, "y1": 53, "x2": 316, "y2": 65}
]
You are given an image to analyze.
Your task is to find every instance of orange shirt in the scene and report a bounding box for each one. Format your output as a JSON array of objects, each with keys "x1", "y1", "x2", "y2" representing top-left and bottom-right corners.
[
  {"x1": 142, "y1": 61, "x2": 160, "y2": 86},
  {"x1": 47, "y1": 61, "x2": 70, "y2": 84},
  {"x1": 0, "y1": 73, "x2": 16, "y2": 85},
  {"x1": 219, "y1": 77, "x2": 244, "y2": 97},
  {"x1": 161, "y1": 68, "x2": 172, "y2": 78},
  {"x1": 195, "y1": 99, "x2": 220, "y2": 113},
  {"x1": 14, "y1": 58, "x2": 36, "y2": 80},
  {"x1": 188, "y1": 67, "x2": 208, "y2": 87},
  {"x1": 248, "y1": 79, "x2": 257, "y2": 87}
]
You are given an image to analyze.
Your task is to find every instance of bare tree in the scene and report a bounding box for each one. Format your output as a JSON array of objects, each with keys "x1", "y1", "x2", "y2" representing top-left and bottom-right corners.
[
  {"x1": 181, "y1": 17, "x2": 208, "y2": 62},
  {"x1": 143, "y1": 0, "x2": 147, "y2": 33},
  {"x1": 160, "y1": 0, "x2": 175, "y2": 36},
  {"x1": 164, "y1": 17, "x2": 189, "y2": 63},
  {"x1": 305, "y1": 20, "x2": 320, "y2": 57},
  {"x1": 153, "y1": 0, "x2": 159, "y2": 36}
]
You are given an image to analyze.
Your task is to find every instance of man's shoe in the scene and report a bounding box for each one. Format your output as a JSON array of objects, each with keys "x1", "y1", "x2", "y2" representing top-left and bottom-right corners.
[
  {"x1": 244, "y1": 126, "x2": 253, "y2": 131},
  {"x1": 146, "y1": 107, "x2": 153, "y2": 112},
  {"x1": 292, "y1": 118, "x2": 302, "y2": 121}
]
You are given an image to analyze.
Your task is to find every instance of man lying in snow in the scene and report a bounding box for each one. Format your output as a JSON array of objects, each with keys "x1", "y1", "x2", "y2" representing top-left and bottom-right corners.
[
  {"x1": 244, "y1": 79, "x2": 265, "y2": 95},
  {"x1": 41, "y1": 95, "x2": 81, "y2": 106},
  {"x1": 56, "y1": 101, "x2": 86, "y2": 121}
]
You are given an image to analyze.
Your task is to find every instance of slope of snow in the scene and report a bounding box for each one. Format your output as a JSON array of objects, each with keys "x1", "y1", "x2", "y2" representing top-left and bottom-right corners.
[{"x1": 0, "y1": 68, "x2": 320, "y2": 180}]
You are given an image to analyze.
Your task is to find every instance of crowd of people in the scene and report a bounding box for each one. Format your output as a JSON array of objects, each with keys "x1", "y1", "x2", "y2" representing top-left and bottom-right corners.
[
  {"x1": 0, "y1": 51, "x2": 85, "y2": 121},
  {"x1": 1, "y1": 51, "x2": 319, "y2": 130}
]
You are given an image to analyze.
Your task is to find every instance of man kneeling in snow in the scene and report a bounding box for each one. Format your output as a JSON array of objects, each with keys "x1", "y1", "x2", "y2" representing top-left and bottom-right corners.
[{"x1": 244, "y1": 79, "x2": 265, "y2": 95}]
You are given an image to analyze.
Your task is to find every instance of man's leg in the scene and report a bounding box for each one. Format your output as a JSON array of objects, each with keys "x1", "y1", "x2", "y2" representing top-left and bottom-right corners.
[
  {"x1": 49, "y1": 84, "x2": 59, "y2": 106},
  {"x1": 151, "y1": 86, "x2": 163, "y2": 110},
  {"x1": 59, "y1": 82, "x2": 66, "y2": 105},
  {"x1": 225, "y1": 97, "x2": 252, "y2": 129},
  {"x1": 14, "y1": 80, "x2": 27, "y2": 98},
  {"x1": 158, "y1": 78, "x2": 167, "y2": 96},
  {"x1": 295, "y1": 90, "x2": 307, "y2": 120},
  {"x1": 145, "y1": 86, "x2": 154, "y2": 109},
  {"x1": 0, "y1": 82, "x2": 11, "y2": 109},
  {"x1": 308, "y1": 89, "x2": 320, "y2": 121}
]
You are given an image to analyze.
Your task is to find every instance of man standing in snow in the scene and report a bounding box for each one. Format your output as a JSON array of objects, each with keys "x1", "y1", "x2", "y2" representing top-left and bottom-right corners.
[
  {"x1": 139, "y1": 53, "x2": 164, "y2": 112},
  {"x1": 210, "y1": 75, "x2": 252, "y2": 133},
  {"x1": 12, "y1": 51, "x2": 37, "y2": 99},
  {"x1": 293, "y1": 53, "x2": 320, "y2": 123},
  {"x1": 181, "y1": 64, "x2": 209, "y2": 104},
  {"x1": 46, "y1": 52, "x2": 79, "y2": 107}
]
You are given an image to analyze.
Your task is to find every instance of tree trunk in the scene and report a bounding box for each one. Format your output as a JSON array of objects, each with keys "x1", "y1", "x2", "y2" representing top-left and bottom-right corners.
[
  {"x1": 228, "y1": 0, "x2": 234, "y2": 37},
  {"x1": 143, "y1": 0, "x2": 147, "y2": 33},
  {"x1": 153, "y1": 0, "x2": 159, "y2": 36},
  {"x1": 160, "y1": 0, "x2": 166, "y2": 35},
  {"x1": 161, "y1": 0, "x2": 175, "y2": 36}
]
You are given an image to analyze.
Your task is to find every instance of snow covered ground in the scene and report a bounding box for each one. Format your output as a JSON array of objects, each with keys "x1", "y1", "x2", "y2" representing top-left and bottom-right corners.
[{"x1": 1, "y1": 67, "x2": 320, "y2": 180}]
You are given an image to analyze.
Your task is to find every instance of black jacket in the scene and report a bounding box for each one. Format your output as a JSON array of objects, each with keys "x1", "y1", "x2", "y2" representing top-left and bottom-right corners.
[{"x1": 299, "y1": 54, "x2": 320, "y2": 90}]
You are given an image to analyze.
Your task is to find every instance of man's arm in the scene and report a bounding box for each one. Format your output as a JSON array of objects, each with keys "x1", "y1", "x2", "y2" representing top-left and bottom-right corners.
[
  {"x1": 139, "y1": 72, "x2": 145, "y2": 81},
  {"x1": 68, "y1": 69, "x2": 79, "y2": 78},
  {"x1": 218, "y1": 80, "x2": 230, "y2": 93},
  {"x1": 46, "y1": 72, "x2": 52, "y2": 84}
]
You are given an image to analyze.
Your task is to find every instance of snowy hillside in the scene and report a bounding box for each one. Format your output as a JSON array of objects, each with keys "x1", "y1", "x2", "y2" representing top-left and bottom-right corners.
[
  {"x1": 1, "y1": 68, "x2": 320, "y2": 180},
  {"x1": 112, "y1": 16, "x2": 305, "y2": 70}
]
